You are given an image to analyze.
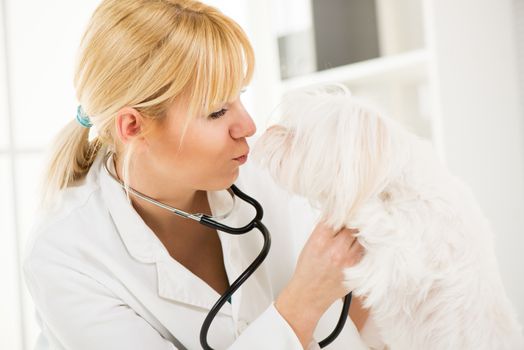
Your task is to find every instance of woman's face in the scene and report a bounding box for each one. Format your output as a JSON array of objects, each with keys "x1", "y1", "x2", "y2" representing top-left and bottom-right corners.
[{"x1": 143, "y1": 93, "x2": 256, "y2": 192}]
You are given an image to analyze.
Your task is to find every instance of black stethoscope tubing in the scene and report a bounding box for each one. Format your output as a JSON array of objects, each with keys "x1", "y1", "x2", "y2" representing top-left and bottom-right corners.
[
  {"x1": 199, "y1": 186, "x2": 271, "y2": 349},
  {"x1": 199, "y1": 184, "x2": 352, "y2": 349}
]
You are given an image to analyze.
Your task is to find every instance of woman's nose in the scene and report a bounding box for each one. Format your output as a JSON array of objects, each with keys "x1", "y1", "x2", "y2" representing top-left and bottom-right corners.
[{"x1": 230, "y1": 106, "x2": 256, "y2": 139}]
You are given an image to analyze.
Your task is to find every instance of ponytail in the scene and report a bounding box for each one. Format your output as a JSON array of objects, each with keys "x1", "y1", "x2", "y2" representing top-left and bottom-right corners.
[{"x1": 40, "y1": 120, "x2": 102, "y2": 210}]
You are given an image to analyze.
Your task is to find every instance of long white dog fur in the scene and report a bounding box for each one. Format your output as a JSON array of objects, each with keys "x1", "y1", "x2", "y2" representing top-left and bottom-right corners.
[{"x1": 252, "y1": 84, "x2": 524, "y2": 349}]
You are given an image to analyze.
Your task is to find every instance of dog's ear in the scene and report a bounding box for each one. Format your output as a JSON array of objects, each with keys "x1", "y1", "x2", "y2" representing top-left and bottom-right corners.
[{"x1": 307, "y1": 92, "x2": 409, "y2": 230}]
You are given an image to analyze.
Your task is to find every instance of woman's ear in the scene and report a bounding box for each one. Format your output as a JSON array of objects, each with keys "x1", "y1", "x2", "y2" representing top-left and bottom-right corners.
[{"x1": 115, "y1": 107, "x2": 148, "y2": 148}]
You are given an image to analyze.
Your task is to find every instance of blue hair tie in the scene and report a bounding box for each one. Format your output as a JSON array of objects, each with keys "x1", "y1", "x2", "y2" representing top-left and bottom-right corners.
[{"x1": 76, "y1": 105, "x2": 93, "y2": 128}]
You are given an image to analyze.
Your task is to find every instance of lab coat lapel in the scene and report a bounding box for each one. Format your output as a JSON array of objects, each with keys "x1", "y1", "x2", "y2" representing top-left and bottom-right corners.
[
  {"x1": 155, "y1": 258, "x2": 232, "y2": 316},
  {"x1": 98, "y1": 151, "x2": 233, "y2": 316}
]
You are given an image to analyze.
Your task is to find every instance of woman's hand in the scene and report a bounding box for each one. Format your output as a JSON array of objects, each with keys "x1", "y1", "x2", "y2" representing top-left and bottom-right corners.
[
  {"x1": 275, "y1": 219, "x2": 365, "y2": 348},
  {"x1": 348, "y1": 294, "x2": 370, "y2": 333}
]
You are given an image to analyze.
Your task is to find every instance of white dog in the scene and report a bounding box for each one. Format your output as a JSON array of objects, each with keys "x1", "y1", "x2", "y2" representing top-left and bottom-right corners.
[{"x1": 252, "y1": 84, "x2": 524, "y2": 349}]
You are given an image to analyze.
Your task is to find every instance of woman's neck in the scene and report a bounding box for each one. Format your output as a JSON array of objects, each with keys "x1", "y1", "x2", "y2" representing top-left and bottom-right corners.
[{"x1": 113, "y1": 153, "x2": 210, "y2": 241}]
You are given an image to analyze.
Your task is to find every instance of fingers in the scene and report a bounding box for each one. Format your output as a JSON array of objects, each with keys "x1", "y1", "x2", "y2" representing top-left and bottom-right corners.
[
  {"x1": 314, "y1": 219, "x2": 353, "y2": 238},
  {"x1": 336, "y1": 227, "x2": 359, "y2": 247},
  {"x1": 348, "y1": 237, "x2": 364, "y2": 257},
  {"x1": 341, "y1": 227, "x2": 360, "y2": 236},
  {"x1": 325, "y1": 221, "x2": 359, "y2": 238},
  {"x1": 347, "y1": 236, "x2": 364, "y2": 267},
  {"x1": 313, "y1": 220, "x2": 362, "y2": 258},
  {"x1": 337, "y1": 228, "x2": 364, "y2": 266}
]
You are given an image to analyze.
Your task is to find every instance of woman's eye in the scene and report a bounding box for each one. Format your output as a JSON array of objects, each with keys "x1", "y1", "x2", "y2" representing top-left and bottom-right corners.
[{"x1": 208, "y1": 108, "x2": 228, "y2": 120}]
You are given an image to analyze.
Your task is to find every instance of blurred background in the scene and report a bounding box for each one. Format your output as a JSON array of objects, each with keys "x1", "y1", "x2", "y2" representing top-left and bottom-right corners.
[{"x1": 1, "y1": 0, "x2": 523, "y2": 348}]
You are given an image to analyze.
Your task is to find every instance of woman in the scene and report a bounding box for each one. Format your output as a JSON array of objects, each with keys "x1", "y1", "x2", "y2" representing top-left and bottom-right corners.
[{"x1": 22, "y1": 0, "x2": 371, "y2": 349}]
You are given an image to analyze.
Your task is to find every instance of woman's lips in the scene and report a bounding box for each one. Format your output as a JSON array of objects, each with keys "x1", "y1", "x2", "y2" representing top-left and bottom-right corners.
[{"x1": 233, "y1": 154, "x2": 248, "y2": 164}]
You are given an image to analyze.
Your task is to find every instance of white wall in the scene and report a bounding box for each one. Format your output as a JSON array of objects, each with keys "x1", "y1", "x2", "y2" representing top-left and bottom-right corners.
[
  {"x1": 428, "y1": 0, "x2": 524, "y2": 318},
  {"x1": 2, "y1": 1, "x2": 102, "y2": 348},
  {"x1": 515, "y1": 0, "x2": 524, "y2": 123},
  {"x1": 1, "y1": 0, "x2": 23, "y2": 348}
]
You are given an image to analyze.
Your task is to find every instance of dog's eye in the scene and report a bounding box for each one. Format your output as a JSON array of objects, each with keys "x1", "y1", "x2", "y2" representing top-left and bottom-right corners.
[{"x1": 379, "y1": 191, "x2": 392, "y2": 201}]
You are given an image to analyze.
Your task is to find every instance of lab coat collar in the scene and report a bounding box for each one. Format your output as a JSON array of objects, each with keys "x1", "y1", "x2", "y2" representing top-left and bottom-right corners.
[{"x1": 95, "y1": 149, "x2": 235, "y2": 316}]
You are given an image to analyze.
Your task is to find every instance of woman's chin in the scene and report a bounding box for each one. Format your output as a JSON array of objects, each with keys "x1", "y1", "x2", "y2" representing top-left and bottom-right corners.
[{"x1": 207, "y1": 170, "x2": 239, "y2": 191}]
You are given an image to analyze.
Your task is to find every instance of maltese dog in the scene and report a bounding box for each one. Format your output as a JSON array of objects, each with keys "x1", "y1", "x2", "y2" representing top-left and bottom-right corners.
[{"x1": 252, "y1": 84, "x2": 524, "y2": 349}]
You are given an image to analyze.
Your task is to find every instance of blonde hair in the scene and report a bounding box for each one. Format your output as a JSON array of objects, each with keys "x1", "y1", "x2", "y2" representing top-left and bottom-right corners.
[{"x1": 40, "y1": 0, "x2": 254, "y2": 209}]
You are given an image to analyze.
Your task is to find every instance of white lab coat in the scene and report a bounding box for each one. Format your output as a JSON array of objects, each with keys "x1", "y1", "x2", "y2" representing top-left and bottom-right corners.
[{"x1": 22, "y1": 141, "x2": 378, "y2": 350}]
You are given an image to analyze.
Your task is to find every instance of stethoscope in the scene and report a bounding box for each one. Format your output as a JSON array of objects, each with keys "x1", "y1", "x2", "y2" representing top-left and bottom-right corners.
[{"x1": 103, "y1": 151, "x2": 352, "y2": 349}]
